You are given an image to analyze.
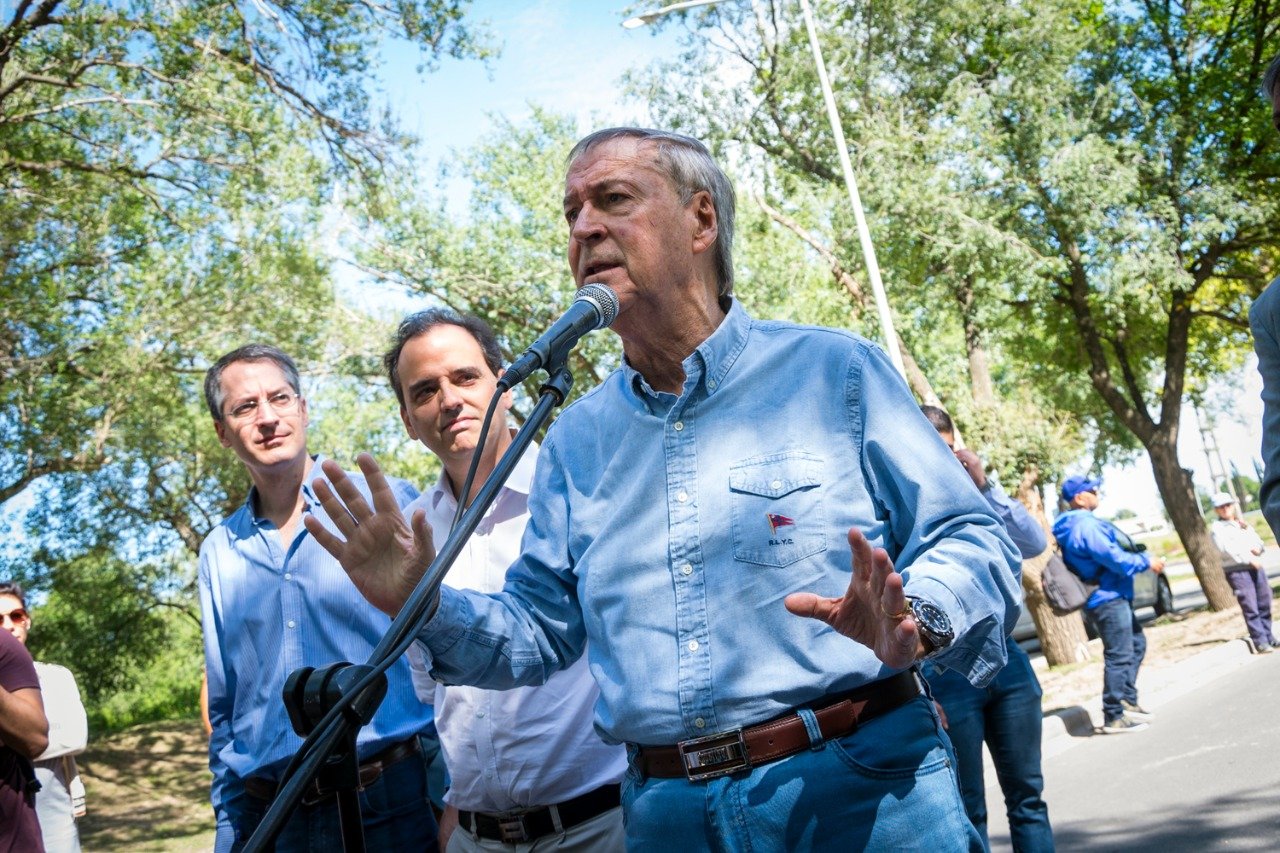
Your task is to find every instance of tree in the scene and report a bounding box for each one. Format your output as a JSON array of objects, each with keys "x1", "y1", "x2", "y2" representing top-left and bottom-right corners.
[
  {"x1": 1, "y1": 0, "x2": 489, "y2": 506},
  {"x1": 1, "y1": 0, "x2": 490, "y2": 715},
  {"x1": 352, "y1": 108, "x2": 625, "y2": 419},
  {"x1": 628, "y1": 0, "x2": 1280, "y2": 616},
  {"x1": 627, "y1": 0, "x2": 1096, "y2": 661}
]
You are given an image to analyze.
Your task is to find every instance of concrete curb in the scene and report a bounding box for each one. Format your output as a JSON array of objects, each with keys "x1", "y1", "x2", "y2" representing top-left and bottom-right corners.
[{"x1": 1039, "y1": 636, "x2": 1258, "y2": 747}]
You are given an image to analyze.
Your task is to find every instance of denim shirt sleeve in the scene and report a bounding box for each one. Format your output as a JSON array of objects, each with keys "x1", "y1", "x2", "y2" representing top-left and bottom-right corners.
[
  {"x1": 855, "y1": 347, "x2": 1022, "y2": 687},
  {"x1": 416, "y1": 437, "x2": 586, "y2": 690}
]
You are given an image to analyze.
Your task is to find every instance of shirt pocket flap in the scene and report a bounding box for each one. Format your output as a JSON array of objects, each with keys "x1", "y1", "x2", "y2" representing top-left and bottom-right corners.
[{"x1": 729, "y1": 453, "x2": 821, "y2": 498}]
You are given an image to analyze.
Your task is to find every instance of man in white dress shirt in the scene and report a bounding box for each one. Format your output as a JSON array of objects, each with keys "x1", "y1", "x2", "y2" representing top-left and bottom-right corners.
[{"x1": 383, "y1": 309, "x2": 626, "y2": 851}]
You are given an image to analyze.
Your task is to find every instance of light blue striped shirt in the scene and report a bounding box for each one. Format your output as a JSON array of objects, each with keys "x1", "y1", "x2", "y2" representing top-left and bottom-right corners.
[
  {"x1": 415, "y1": 301, "x2": 1021, "y2": 746},
  {"x1": 199, "y1": 455, "x2": 430, "y2": 830}
]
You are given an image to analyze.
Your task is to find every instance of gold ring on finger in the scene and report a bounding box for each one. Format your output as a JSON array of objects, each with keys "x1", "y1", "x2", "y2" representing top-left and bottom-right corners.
[{"x1": 882, "y1": 603, "x2": 907, "y2": 620}]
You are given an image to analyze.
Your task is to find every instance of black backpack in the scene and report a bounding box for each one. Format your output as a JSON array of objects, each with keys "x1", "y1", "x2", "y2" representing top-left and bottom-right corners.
[{"x1": 1040, "y1": 550, "x2": 1098, "y2": 615}]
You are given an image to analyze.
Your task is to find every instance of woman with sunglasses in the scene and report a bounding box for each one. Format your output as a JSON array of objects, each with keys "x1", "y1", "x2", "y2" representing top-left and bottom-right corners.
[{"x1": 0, "y1": 583, "x2": 87, "y2": 853}]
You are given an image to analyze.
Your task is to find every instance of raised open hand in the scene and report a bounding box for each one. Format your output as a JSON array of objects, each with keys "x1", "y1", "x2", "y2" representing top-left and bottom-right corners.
[
  {"x1": 303, "y1": 453, "x2": 435, "y2": 617},
  {"x1": 784, "y1": 527, "x2": 923, "y2": 670}
]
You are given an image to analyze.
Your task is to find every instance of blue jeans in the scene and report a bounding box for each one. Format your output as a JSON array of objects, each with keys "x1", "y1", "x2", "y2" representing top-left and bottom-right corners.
[
  {"x1": 224, "y1": 751, "x2": 439, "y2": 853},
  {"x1": 1084, "y1": 598, "x2": 1146, "y2": 722},
  {"x1": 928, "y1": 637, "x2": 1054, "y2": 852},
  {"x1": 622, "y1": 693, "x2": 981, "y2": 852}
]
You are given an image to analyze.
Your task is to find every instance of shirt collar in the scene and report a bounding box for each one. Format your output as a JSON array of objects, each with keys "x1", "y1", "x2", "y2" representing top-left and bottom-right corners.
[
  {"x1": 621, "y1": 297, "x2": 751, "y2": 401},
  {"x1": 243, "y1": 453, "x2": 326, "y2": 527},
  {"x1": 426, "y1": 440, "x2": 538, "y2": 516}
]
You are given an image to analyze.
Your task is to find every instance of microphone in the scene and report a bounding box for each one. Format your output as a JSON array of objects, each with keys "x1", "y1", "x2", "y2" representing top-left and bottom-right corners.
[{"x1": 497, "y1": 284, "x2": 620, "y2": 391}]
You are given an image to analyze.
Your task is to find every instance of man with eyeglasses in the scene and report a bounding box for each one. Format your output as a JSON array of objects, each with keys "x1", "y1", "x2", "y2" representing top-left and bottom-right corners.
[
  {"x1": 198, "y1": 344, "x2": 439, "y2": 852},
  {"x1": 1053, "y1": 475, "x2": 1164, "y2": 734}
]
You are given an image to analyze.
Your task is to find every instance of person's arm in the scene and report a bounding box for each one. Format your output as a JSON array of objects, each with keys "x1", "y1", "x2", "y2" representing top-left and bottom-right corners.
[
  {"x1": 35, "y1": 664, "x2": 87, "y2": 759},
  {"x1": 0, "y1": 683, "x2": 48, "y2": 759},
  {"x1": 199, "y1": 546, "x2": 238, "y2": 844},
  {"x1": 1213, "y1": 522, "x2": 1256, "y2": 565},
  {"x1": 787, "y1": 347, "x2": 1021, "y2": 684},
  {"x1": 200, "y1": 668, "x2": 212, "y2": 738},
  {"x1": 438, "y1": 804, "x2": 460, "y2": 851},
  {"x1": 1079, "y1": 518, "x2": 1153, "y2": 577},
  {"x1": 979, "y1": 480, "x2": 1048, "y2": 560},
  {"x1": 1251, "y1": 284, "x2": 1280, "y2": 539},
  {"x1": 309, "y1": 451, "x2": 585, "y2": 691}
]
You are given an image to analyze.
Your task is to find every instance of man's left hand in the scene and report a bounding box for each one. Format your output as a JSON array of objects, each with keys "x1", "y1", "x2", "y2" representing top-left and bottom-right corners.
[
  {"x1": 953, "y1": 448, "x2": 987, "y2": 491},
  {"x1": 784, "y1": 528, "x2": 925, "y2": 669}
]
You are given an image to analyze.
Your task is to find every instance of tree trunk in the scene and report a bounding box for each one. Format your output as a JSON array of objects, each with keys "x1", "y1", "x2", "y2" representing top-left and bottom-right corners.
[
  {"x1": 1016, "y1": 475, "x2": 1092, "y2": 666},
  {"x1": 955, "y1": 274, "x2": 995, "y2": 408},
  {"x1": 1020, "y1": 549, "x2": 1092, "y2": 665},
  {"x1": 1147, "y1": 436, "x2": 1236, "y2": 611}
]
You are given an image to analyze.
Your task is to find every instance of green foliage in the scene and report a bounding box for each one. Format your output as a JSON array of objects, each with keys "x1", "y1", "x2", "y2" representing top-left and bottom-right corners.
[
  {"x1": 354, "y1": 109, "x2": 625, "y2": 416},
  {"x1": 1, "y1": 1, "x2": 492, "y2": 722},
  {"x1": 626, "y1": 0, "x2": 1279, "y2": 556},
  {"x1": 83, "y1": 612, "x2": 204, "y2": 735},
  {"x1": 15, "y1": 547, "x2": 201, "y2": 733}
]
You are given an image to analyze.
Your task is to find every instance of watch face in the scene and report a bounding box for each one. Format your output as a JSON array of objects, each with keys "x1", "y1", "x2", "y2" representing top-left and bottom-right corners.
[
  {"x1": 911, "y1": 596, "x2": 952, "y2": 630},
  {"x1": 908, "y1": 598, "x2": 953, "y2": 642}
]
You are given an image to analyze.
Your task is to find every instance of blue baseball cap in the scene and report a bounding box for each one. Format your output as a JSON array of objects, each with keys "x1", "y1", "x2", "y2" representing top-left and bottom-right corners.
[{"x1": 1060, "y1": 475, "x2": 1102, "y2": 503}]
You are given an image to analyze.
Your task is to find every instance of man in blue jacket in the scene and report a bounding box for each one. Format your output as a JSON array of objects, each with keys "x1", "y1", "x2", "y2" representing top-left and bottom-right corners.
[{"x1": 1053, "y1": 475, "x2": 1165, "y2": 734}]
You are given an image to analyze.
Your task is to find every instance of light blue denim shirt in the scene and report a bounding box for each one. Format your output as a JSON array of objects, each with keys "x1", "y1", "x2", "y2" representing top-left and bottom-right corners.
[
  {"x1": 417, "y1": 302, "x2": 1020, "y2": 746},
  {"x1": 199, "y1": 456, "x2": 432, "y2": 835}
]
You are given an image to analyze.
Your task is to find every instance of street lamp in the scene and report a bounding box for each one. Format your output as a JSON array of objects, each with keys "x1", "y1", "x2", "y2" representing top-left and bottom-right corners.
[{"x1": 623, "y1": 0, "x2": 907, "y2": 377}]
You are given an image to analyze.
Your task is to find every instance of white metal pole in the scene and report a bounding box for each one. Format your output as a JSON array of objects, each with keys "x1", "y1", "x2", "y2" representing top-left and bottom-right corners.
[
  {"x1": 625, "y1": 0, "x2": 906, "y2": 376},
  {"x1": 795, "y1": 0, "x2": 904, "y2": 375}
]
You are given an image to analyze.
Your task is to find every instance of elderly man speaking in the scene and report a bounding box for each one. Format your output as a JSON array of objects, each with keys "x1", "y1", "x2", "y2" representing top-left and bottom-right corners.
[{"x1": 310, "y1": 128, "x2": 1020, "y2": 851}]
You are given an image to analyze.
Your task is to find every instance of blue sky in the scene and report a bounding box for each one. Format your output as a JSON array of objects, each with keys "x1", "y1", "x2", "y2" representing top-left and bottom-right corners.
[{"x1": 381, "y1": 1, "x2": 681, "y2": 179}]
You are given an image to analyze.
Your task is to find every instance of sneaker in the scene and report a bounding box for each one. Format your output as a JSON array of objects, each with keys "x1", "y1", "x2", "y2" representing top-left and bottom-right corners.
[
  {"x1": 1121, "y1": 700, "x2": 1155, "y2": 721},
  {"x1": 1257, "y1": 644, "x2": 1275, "y2": 655},
  {"x1": 1102, "y1": 715, "x2": 1149, "y2": 734}
]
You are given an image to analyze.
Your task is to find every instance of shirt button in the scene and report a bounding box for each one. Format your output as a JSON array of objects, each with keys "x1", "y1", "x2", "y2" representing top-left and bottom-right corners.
[
  {"x1": 680, "y1": 564, "x2": 693, "y2": 576},
  {"x1": 771, "y1": 480, "x2": 782, "y2": 490},
  {"x1": 673, "y1": 421, "x2": 684, "y2": 431},
  {"x1": 708, "y1": 379, "x2": 717, "y2": 389},
  {"x1": 287, "y1": 620, "x2": 296, "y2": 629},
  {"x1": 284, "y1": 573, "x2": 292, "y2": 581},
  {"x1": 694, "y1": 718, "x2": 706, "y2": 729},
  {"x1": 676, "y1": 491, "x2": 688, "y2": 503},
  {"x1": 476, "y1": 711, "x2": 485, "y2": 719},
  {"x1": 687, "y1": 639, "x2": 699, "y2": 652}
]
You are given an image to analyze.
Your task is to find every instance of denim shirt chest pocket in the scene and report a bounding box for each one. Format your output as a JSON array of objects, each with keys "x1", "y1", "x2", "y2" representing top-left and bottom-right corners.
[{"x1": 729, "y1": 450, "x2": 828, "y2": 567}]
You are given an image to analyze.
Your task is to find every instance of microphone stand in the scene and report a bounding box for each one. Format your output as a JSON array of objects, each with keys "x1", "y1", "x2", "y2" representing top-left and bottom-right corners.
[{"x1": 243, "y1": 363, "x2": 577, "y2": 853}]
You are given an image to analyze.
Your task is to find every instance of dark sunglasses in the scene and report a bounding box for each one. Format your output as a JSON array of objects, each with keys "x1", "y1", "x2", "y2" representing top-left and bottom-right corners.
[{"x1": 0, "y1": 608, "x2": 29, "y2": 626}]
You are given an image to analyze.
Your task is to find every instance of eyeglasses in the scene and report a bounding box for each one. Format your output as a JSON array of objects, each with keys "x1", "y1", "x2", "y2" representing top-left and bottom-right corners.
[
  {"x1": 0, "y1": 608, "x2": 29, "y2": 627},
  {"x1": 225, "y1": 391, "x2": 301, "y2": 422}
]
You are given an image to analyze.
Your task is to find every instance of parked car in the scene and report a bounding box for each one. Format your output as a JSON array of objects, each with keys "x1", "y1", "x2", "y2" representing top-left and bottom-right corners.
[{"x1": 1012, "y1": 527, "x2": 1175, "y2": 643}]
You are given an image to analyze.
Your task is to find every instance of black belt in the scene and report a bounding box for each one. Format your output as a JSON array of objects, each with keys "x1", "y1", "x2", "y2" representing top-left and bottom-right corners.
[
  {"x1": 244, "y1": 736, "x2": 420, "y2": 806},
  {"x1": 634, "y1": 670, "x2": 923, "y2": 781},
  {"x1": 459, "y1": 782, "x2": 621, "y2": 844}
]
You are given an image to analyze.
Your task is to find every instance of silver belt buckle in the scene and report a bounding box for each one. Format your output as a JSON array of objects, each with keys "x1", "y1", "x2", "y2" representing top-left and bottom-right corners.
[
  {"x1": 497, "y1": 815, "x2": 530, "y2": 844},
  {"x1": 678, "y1": 727, "x2": 750, "y2": 781}
]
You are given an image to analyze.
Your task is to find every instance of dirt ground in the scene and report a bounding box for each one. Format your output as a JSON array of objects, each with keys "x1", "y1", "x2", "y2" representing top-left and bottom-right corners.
[
  {"x1": 72, "y1": 603, "x2": 1259, "y2": 852},
  {"x1": 78, "y1": 720, "x2": 215, "y2": 852}
]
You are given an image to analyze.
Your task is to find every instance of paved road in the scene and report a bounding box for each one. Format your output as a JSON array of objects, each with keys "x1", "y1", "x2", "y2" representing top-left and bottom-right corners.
[{"x1": 987, "y1": 645, "x2": 1280, "y2": 850}]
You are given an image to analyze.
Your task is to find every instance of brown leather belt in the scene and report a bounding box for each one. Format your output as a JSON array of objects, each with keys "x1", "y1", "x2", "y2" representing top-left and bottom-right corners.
[
  {"x1": 459, "y1": 782, "x2": 621, "y2": 844},
  {"x1": 634, "y1": 670, "x2": 922, "y2": 781},
  {"x1": 243, "y1": 736, "x2": 421, "y2": 806}
]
